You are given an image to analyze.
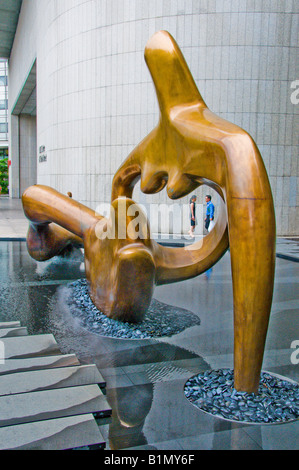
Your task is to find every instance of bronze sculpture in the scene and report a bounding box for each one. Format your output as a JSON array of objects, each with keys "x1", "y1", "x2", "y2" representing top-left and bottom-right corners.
[{"x1": 22, "y1": 31, "x2": 276, "y2": 394}]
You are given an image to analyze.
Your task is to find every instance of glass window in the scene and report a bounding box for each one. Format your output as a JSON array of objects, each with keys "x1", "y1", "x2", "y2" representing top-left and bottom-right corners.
[
  {"x1": 0, "y1": 76, "x2": 7, "y2": 86},
  {"x1": 0, "y1": 123, "x2": 8, "y2": 133},
  {"x1": 0, "y1": 148, "x2": 8, "y2": 158},
  {"x1": 0, "y1": 100, "x2": 8, "y2": 110}
]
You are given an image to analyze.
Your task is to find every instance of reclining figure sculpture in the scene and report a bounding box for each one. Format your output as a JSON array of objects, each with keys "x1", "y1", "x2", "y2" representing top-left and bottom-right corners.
[{"x1": 22, "y1": 31, "x2": 276, "y2": 394}]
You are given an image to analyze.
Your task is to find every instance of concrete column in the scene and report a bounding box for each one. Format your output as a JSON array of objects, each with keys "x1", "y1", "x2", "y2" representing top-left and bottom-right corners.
[
  {"x1": 19, "y1": 114, "x2": 37, "y2": 197},
  {"x1": 9, "y1": 114, "x2": 19, "y2": 198}
]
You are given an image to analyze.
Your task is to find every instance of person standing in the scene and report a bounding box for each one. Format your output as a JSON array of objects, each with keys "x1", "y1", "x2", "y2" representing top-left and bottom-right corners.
[
  {"x1": 188, "y1": 195, "x2": 197, "y2": 238},
  {"x1": 205, "y1": 195, "x2": 214, "y2": 231}
]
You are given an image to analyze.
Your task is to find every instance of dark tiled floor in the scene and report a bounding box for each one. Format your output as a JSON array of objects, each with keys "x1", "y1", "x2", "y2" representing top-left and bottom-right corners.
[{"x1": 0, "y1": 241, "x2": 298, "y2": 450}]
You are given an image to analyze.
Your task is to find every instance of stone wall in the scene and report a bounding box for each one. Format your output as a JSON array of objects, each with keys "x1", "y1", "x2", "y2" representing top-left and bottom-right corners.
[{"x1": 8, "y1": 0, "x2": 299, "y2": 235}]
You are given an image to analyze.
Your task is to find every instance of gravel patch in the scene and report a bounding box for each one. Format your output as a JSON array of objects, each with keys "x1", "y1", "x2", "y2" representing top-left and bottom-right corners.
[
  {"x1": 184, "y1": 368, "x2": 299, "y2": 424},
  {"x1": 65, "y1": 278, "x2": 201, "y2": 339}
]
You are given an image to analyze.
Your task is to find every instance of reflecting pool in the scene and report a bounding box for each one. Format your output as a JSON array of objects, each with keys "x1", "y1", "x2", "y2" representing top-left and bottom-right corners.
[{"x1": 0, "y1": 241, "x2": 298, "y2": 450}]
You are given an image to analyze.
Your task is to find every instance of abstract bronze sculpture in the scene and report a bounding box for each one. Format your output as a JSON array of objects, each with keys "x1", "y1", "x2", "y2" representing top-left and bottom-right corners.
[{"x1": 22, "y1": 31, "x2": 276, "y2": 394}]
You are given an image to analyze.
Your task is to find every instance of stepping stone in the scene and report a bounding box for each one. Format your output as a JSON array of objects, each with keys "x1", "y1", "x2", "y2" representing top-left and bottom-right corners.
[
  {"x1": 0, "y1": 322, "x2": 21, "y2": 329},
  {"x1": 0, "y1": 384, "x2": 112, "y2": 427},
  {"x1": 0, "y1": 354, "x2": 80, "y2": 376},
  {"x1": 1, "y1": 334, "x2": 61, "y2": 359},
  {"x1": 0, "y1": 364, "x2": 106, "y2": 396},
  {"x1": 0, "y1": 322, "x2": 109, "y2": 450},
  {"x1": 0, "y1": 413, "x2": 106, "y2": 450},
  {"x1": 0, "y1": 327, "x2": 28, "y2": 338}
]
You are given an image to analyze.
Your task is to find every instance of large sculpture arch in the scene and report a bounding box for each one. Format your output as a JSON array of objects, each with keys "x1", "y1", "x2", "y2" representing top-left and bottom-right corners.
[{"x1": 22, "y1": 31, "x2": 276, "y2": 394}]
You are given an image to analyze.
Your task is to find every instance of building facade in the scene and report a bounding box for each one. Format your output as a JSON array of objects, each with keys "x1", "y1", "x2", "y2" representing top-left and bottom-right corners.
[
  {"x1": 6, "y1": 0, "x2": 299, "y2": 236},
  {"x1": 0, "y1": 58, "x2": 8, "y2": 159}
]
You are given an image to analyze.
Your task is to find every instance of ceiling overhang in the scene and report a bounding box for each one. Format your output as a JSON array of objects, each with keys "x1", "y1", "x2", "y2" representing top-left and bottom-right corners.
[
  {"x1": 0, "y1": 0, "x2": 22, "y2": 58},
  {"x1": 12, "y1": 60, "x2": 36, "y2": 115}
]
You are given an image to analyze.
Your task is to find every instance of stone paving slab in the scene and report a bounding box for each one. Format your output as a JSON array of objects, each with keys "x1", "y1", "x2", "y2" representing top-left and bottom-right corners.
[
  {"x1": 0, "y1": 318, "x2": 110, "y2": 449},
  {"x1": 0, "y1": 364, "x2": 106, "y2": 396},
  {"x1": 0, "y1": 321, "x2": 21, "y2": 329},
  {"x1": 0, "y1": 354, "x2": 80, "y2": 376},
  {"x1": 276, "y1": 238, "x2": 299, "y2": 262},
  {"x1": 0, "y1": 383, "x2": 111, "y2": 427},
  {"x1": 1, "y1": 334, "x2": 61, "y2": 359},
  {"x1": 0, "y1": 327, "x2": 28, "y2": 338},
  {"x1": 0, "y1": 413, "x2": 106, "y2": 450}
]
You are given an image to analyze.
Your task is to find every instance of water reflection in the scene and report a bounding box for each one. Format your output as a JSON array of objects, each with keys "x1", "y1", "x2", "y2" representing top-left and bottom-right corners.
[
  {"x1": 204, "y1": 267, "x2": 213, "y2": 280},
  {"x1": 1, "y1": 241, "x2": 297, "y2": 449},
  {"x1": 108, "y1": 383, "x2": 154, "y2": 449},
  {"x1": 0, "y1": 241, "x2": 235, "y2": 449},
  {"x1": 0, "y1": 242, "x2": 84, "y2": 285},
  {"x1": 0, "y1": 242, "x2": 85, "y2": 333}
]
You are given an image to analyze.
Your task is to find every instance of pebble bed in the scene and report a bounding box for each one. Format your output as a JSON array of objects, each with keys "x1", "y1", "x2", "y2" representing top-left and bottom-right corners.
[
  {"x1": 184, "y1": 368, "x2": 299, "y2": 424},
  {"x1": 65, "y1": 278, "x2": 201, "y2": 339}
]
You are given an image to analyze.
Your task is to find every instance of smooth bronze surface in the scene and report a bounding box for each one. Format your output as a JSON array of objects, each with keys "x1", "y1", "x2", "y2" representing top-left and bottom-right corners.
[
  {"x1": 22, "y1": 31, "x2": 276, "y2": 393},
  {"x1": 111, "y1": 31, "x2": 276, "y2": 393},
  {"x1": 22, "y1": 185, "x2": 228, "y2": 322}
]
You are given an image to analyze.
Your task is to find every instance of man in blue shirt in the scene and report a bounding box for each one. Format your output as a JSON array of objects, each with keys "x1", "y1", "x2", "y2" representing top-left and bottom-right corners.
[{"x1": 205, "y1": 195, "x2": 214, "y2": 231}]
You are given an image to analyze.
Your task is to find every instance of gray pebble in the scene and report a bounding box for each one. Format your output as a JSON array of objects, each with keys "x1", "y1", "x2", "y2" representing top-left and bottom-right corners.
[
  {"x1": 184, "y1": 368, "x2": 299, "y2": 424},
  {"x1": 66, "y1": 278, "x2": 200, "y2": 339}
]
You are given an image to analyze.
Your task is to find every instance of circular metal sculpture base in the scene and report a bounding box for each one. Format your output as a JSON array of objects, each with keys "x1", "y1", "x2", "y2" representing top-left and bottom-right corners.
[
  {"x1": 184, "y1": 369, "x2": 299, "y2": 424},
  {"x1": 65, "y1": 279, "x2": 201, "y2": 339}
]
